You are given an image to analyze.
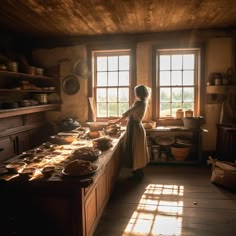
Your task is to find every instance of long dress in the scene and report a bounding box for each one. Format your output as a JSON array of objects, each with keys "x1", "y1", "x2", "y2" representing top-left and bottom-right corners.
[{"x1": 122, "y1": 100, "x2": 149, "y2": 171}]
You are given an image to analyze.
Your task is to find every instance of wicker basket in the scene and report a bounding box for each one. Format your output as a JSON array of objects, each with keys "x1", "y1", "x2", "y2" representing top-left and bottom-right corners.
[{"x1": 171, "y1": 146, "x2": 190, "y2": 161}]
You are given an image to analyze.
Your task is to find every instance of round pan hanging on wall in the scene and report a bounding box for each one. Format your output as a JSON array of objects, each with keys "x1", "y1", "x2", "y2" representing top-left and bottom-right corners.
[
  {"x1": 73, "y1": 59, "x2": 89, "y2": 79},
  {"x1": 62, "y1": 74, "x2": 80, "y2": 95}
]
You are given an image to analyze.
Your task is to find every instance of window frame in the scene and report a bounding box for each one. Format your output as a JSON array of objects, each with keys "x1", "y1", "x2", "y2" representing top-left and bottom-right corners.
[
  {"x1": 94, "y1": 51, "x2": 131, "y2": 118},
  {"x1": 152, "y1": 44, "x2": 205, "y2": 121},
  {"x1": 87, "y1": 44, "x2": 136, "y2": 121}
]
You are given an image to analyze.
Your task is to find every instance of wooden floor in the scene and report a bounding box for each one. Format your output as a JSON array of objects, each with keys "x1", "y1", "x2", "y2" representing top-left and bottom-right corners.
[{"x1": 94, "y1": 164, "x2": 236, "y2": 236}]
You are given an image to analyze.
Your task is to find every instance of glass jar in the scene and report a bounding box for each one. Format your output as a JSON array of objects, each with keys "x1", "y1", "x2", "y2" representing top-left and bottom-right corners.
[
  {"x1": 34, "y1": 94, "x2": 48, "y2": 104},
  {"x1": 185, "y1": 109, "x2": 193, "y2": 117},
  {"x1": 176, "y1": 109, "x2": 184, "y2": 119}
]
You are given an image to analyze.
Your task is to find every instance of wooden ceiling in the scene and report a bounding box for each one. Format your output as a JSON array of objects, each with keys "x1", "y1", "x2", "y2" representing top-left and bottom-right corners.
[{"x1": 0, "y1": 0, "x2": 236, "y2": 39}]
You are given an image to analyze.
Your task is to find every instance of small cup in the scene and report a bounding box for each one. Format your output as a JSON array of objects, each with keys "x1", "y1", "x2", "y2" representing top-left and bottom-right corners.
[
  {"x1": 7, "y1": 62, "x2": 18, "y2": 72},
  {"x1": 35, "y1": 67, "x2": 44, "y2": 76}
]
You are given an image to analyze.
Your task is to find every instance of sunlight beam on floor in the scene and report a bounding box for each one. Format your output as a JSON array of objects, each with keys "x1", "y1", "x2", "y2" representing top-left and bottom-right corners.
[{"x1": 123, "y1": 184, "x2": 184, "y2": 236}]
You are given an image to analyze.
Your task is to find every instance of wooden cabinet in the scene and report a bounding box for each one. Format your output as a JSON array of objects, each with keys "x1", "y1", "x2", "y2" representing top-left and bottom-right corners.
[
  {"x1": 0, "y1": 70, "x2": 58, "y2": 159},
  {"x1": 0, "y1": 135, "x2": 17, "y2": 161},
  {"x1": 83, "y1": 140, "x2": 122, "y2": 236},
  {"x1": 0, "y1": 129, "x2": 46, "y2": 161},
  {"x1": 0, "y1": 135, "x2": 124, "y2": 236},
  {"x1": 216, "y1": 124, "x2": 236, "y2": 162}
]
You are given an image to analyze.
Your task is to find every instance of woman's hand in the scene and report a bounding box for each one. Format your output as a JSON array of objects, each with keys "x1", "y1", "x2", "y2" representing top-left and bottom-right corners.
[{"x1": 108, "y1": 119, "x2": 118, "y2": 125}]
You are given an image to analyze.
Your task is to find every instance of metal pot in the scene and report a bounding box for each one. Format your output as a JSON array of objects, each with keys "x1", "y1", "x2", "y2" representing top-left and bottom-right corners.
[{"x1": 59, "y1": 118, "x2": 81, "y2": 131}]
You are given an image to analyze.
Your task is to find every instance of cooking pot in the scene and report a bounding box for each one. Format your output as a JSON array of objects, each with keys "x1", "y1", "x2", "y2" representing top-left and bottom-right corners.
[{"x1": 59, "y1": 118, "x2": 81, "y2": 131}]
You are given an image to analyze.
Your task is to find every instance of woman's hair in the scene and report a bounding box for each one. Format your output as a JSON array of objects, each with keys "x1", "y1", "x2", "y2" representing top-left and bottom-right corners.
[{"x1": 135, "y1": 85, "x2": 150, "y2": 101}]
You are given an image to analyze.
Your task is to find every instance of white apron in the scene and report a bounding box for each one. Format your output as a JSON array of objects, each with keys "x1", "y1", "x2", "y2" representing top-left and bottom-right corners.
[{"x1": 122, "y1": 100, "x2": 149, "y2": 170}]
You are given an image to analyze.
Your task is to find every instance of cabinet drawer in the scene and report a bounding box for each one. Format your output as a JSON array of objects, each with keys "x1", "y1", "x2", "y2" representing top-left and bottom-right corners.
[{"x1": 0, "y1": 136, "x2": 17, "y2": 161}]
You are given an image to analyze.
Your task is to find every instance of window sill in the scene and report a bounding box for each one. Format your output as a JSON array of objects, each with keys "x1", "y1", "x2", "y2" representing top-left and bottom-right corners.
[{"x1": 157, "y1": 118, "x2": 184, "y2": 127}]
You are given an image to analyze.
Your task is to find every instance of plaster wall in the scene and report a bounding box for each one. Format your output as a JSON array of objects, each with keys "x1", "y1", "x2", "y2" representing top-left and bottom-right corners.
[
  {"x1": 32, "y1": 45, "x2": 89, "y2": 126},
  {"x1": 203, "y1": 37, "x2": 233, "y2": 150},
  {"x1": 32, "y1": 37, "x2": 234, "y2": 151}
]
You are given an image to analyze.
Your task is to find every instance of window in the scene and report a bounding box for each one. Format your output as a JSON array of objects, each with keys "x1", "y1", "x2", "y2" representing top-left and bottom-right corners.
[
  {"x1": 93, "y1": 51, "x2": 131, "y2": 118},
  {"x1": 155, "y1": 48, "x2": 201, "y2": 118}
]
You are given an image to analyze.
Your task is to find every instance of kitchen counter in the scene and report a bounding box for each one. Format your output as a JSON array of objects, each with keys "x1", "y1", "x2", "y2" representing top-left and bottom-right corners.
[{"x1": 0, "y1": 132, "x2": 124, "y2": 236}]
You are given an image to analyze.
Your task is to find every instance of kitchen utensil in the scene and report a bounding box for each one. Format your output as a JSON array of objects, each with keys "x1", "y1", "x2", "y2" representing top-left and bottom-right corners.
[
  {"x1": 155, "y1": 136, "x2": 175, "y2": 146},
  {"x1": 62, "y1": 74, "x2": 80, "y2": 95},
  {"x1": 74, "y1": 59, "x2": 89, "y2": 78},
  {"x1": 59, "y1": 117, "x2": 81, "y2": 132}
]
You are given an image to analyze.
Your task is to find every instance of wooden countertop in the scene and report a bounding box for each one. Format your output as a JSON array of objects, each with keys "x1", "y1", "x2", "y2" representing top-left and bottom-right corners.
[
  {"x1": 0, "y1": 132, "x2": 124, "y2": 188},
  {"x1": 145, "y1": 126, "x2": 208, "y2": 132}
]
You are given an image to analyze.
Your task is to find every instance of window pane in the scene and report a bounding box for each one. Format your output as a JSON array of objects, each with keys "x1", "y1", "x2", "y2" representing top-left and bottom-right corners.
[
  {"x1": 171, "y1": 71, "x2": 182, "y2": 85},
  {"x1": 119, "y1": 55, "x2": 129, "y2": 70},
  {"x1": 108, "y1": 103, "x2": 118, "y2": 116},
  {"x1": 97, "y1": 103, "x2": 107, "y2": 117},
  {"x1": 95, "y1": 52, "x2": 130, "y2": 118},
  {"x1": 160, "y1": 55, "x2": 170, "y2": 70},
  {"x1": 183, "y1": 87, "x2": 194, "y2": 101},
  {"x1": 160, "y1": 103, "x2": 171, "y2": 117},
  {"x1": 172, "y1": 103, "x2": 183, "y2": 116},
  {"x1": 97, "y1": 88, "x2": 106, "y2": 102},
  {"x1": 108, "y1": 56, "x2": 118, "y2": 71},
  {"x1": 108, "y1": 88, "x2": 117, "y2": 102},
  {"x1": 172, "y1": 88, "x2": 182, "y2": 102},
  {"x1": 97, "y1": 72, "x2": 107, "y2": 86},
  {"x1": 160, "y1": 71, "x2": 170, "y2": 86},
  {"x1": 183, "y1": 71, "x2": 194, "y2": 85},
  {"x1": 119, "y1": 88, "x2": 129, "y2": 102},
  {"x1": 160, "y1": 88, "x2": 170, "y2": 102},
  {"x1": 171, "y1": 55, "x2": 182, "y2": 70},
  {"x1": 157, "y1": 50, "x2": 198, "y2": 118},
  {"x1": 183, "y1": 54, "x2": 194, "y2": 69},
  {"x1": 119, "y1": 71, "x2": 129, "y2": 86},
  {"x1": 119, "y1": 103, "x2": 129, "y2": 116},
  {"x1": 183, "y1": 103, "x2": 194, "y2": 110},
  {"x1": 97, "y1": 57, "x2": 107, "y2": 71},
  {"x1": 108, "y1": 72, "x2": 118, "y2": 86}
]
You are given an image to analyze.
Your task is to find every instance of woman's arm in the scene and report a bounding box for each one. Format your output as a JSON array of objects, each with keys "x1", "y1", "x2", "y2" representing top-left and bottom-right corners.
[{"x1": 108, "y1": 115, "x2": 126, "y2": 125}]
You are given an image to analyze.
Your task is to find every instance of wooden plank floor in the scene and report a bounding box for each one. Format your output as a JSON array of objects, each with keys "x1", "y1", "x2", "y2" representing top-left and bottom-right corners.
[{"x1": 94, "y1": 164, "x2": 236, "y2": 236}]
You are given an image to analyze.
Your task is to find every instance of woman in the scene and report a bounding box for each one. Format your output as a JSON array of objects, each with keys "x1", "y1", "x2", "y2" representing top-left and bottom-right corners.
[{"x1": 109, "y1": 85, "x2": 150, "y2": 178}]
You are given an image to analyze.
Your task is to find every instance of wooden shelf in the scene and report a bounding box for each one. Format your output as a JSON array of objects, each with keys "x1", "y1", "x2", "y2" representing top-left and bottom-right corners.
[
  {"x1": 0, "y1": 70, "x2": 57, "y2": 80},
  {"x1": 206, "y1": 85, "x2": 236, "y2": 94},
  {"x1": 0, "y1": 89, "x2": 57, "y2": 93},
  {"x1": 0, "y1": 104, "x2": 60, "y2": 118}
]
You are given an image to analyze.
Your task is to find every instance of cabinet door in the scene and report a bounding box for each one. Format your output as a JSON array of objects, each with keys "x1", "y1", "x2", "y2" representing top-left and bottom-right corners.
[
  {"x1": 85, "y1": 188, "x2": 97, "y2": 236},
  {"x1": 0, "y1": 136, "x2": 17, "y2": 161},
  {"x1": 17, "y1": 131, "x2": 31, "y2": 154},
  {"x1": 107, "y1": 157, "x2": 115, "y2": 195},
  {"x1": 216, "y1": 125, "x2": 236, "y2": 161},
  {"x1": 96, "y1": 170, "x2": 107, "y2": 214}
]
